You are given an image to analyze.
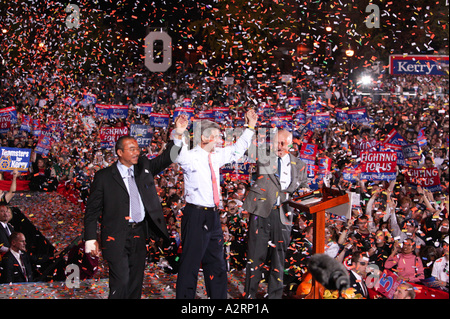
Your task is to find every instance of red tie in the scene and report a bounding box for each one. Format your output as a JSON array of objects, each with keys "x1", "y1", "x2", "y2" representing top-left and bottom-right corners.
[{"x1": 208, "y1": 152, "x2": 220, "y2": 207}]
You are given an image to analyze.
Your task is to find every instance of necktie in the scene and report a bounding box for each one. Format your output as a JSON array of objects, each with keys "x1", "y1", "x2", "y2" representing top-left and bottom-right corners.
[
  {"x1": 277, "y1": 156, "x2": 282, "y2": 177},
  {"x1": 128, "y1": 167, "x2": 142, "y2": 222},
  {"x1": 208, "y1": 152, "x2": 220, "y2": 207},
  {"x1": 20, "y1": 254, "x2": 28, "y2": 281}
]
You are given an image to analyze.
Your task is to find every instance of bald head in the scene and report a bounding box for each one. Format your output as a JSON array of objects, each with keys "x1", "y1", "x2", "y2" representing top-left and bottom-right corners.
[{"x1": 275, "y1": 129, "x2": 292, "y2": 157}]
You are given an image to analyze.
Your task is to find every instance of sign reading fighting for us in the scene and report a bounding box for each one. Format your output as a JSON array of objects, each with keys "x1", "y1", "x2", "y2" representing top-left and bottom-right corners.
[
  {"x1": 389, "y1": 55, "x2": 449, "y2": 75},
  {"x1": 0, "y1": 147, "x2": 31, "y2": 172}
]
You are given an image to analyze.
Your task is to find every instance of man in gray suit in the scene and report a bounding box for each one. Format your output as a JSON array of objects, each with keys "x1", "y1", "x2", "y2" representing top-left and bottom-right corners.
[{"x1": 243, "y1": 129, "x2": 309, "y2": 299}]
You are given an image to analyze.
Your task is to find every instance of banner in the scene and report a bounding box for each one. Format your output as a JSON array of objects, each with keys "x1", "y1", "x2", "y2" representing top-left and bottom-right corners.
[
  {"x1": 136, "y1": 103, "x2": 153, "y2": 115},
  {"x1": 351, "y1": 138, "x2": 378, "y2": 157},
  {"x1": 404, "y1": 167, "x2": 441, "y2": 192},
  {"x1": 308, "y1": 112, "x2": 330, "y2": 130},
  {"x1": 389, "y1": 55, "x2": 449, "y2": 75},
  {"x1": 347, "y1": 107, "x2": 370, "y2": 125},
  {"x1": 220, "y1": 162, "x2": 251, "y2": 182},
  {"x1": 360, "y1": 151, "x2": 398, "y2": 181},
  {"x1": 402, "y1": 144, "x2": 421, "y2": 161},
  {"x1": 100, "y1": 126, "x2": 129, "y2": 149},
  {"x1": 34, "y1": 133, "x2": 55, "y2": 156},
  {"x1": 299, "y1": 143, "x2": 318, "y2": 163},
  {"x1": 335, "y1": 107, "x2": 349, "y2": 123},
  {"x1": 271, "y1": 115, "x2": 292, "y2": 130},
  {"x1": 213, "y1": 106, "x2": 229, "y2": 123},
  {"x1": 417, "y1": 127, "x2": 427, "y2": 148},
  {"x1": 173, "y1": 107, "x2": 194, "y2": 123},
  {"x1": 0, "y1": 147, "x2": 31, "y2": 172},
  {"x1": 197, "y1": 109, "x2": 214, "y2": 120},
  {"x1": 293, "y1": 109, "x2": 306, "y2": 124},
  {"x1": 95, "y1": 104, "x2": 129, "y2": 119},
  {"x1": 149, "y1": 113, "x2": 170, "y2": 128},
  {"x1": 288, "y1": 97, "x2": 302, "y2": 108},
  {"x1": 130, "y1": 124, "x2": 153, "y2": 147},
  {"x1": 20, "y1": 115, "x2": 32, "y2": 133}
]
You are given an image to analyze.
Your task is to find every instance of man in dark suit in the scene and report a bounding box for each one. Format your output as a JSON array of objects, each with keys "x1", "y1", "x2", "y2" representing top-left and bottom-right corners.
[
  {"x1": 84, "y1": 115, "x2": 188, "y2": 299},
  {"x1": 1, "y1": 232, "x2": 34, "y2": 283},
  {"x1": 0, "y1": 203, "x2": 14, "y2": 254},
  {"x1": 243, "y1": 129, "x2": 309, "y2": 299},
  {"x1": 348, "y1": 251, "x2": 369, "y2": 298}
]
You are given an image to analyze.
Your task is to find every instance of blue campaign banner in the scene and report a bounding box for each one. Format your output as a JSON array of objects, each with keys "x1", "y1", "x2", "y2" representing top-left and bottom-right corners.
[
  {"x1": 173, "y1": 107, "x2": 194, "y2": 123},
  {"x1": 20, "y1": 115, "x2": 32, "y2": 133},
  {"x1": 347, "y1": 107, "x2": 370, "y2": 125},
  {"x1": 197, "y1": 109, "x2": 214, "y2": 119},
  {"x1": 136, "y1": 103, "x2": 153, "y2": 115},
  {"x1": 130, "y1": 124, "x2": 153, "y2": 147},
  {"x1": 213, "y1": 106, "x2": 229, "y2": 123},
  {"x1": 293, "y1": 109, "x2": 306, "y2": 124},
  {"x1": 335, "y1": 108, "x2": 349, "y2": 123},
  {"x1": 308, "y1": 112, "x2": 330, "y2": 130},
  {"x1": 0, "y1": 147, "x2": 31, "y2": 172},
  {"x1": 389, "y1": 55, "x2": 449, "y2": 75},
  {"x1": 95, "y1": 104, "x2": 129, "y2": 119},
  {"x1": 288, "y1": 97, "x2": 302, "y2": 108},
  {"x1": 149, "y1": 113, "x2": 170, "y2": 128}
]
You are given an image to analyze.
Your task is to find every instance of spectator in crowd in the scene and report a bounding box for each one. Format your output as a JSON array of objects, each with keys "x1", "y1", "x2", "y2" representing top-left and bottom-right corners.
[
  {"x1": 431, "y1": 236, "x2": 449, "y2": 291},
  {"x1": 0, "y1": 203, "x2": 14, "y2": 254},
  {"x1": 393, "y1": 282, "x2": 416, "y2": 299},
  {"x1": 385, "y1": 238, "x2": 425, "y2": 283},
  {"x1": 0, "y1": 232, "x2": 35, "y2": 283}
]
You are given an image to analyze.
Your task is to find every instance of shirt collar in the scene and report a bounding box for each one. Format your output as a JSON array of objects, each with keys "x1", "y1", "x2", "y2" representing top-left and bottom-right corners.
[{"x1": 117, "y1": 160, "x2": 133, "y2": 177}]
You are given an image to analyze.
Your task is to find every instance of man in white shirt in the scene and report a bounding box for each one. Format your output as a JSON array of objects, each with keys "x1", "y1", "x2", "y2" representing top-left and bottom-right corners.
[
  {"x1": 175, "y1": 109, "x2": 258, "y2": 299},
  {"x1": 431, "y1": 236, "x2": 449, "y2": 290}
]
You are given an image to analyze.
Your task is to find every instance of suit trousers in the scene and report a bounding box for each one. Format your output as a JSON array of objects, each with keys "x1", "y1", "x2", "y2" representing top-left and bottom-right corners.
[
  {"x1": 107, "y1": 222, "x2": 147, "y2": 299},
  {"x1": 245, "y1": 208, "x2": 292, "y2": 299},
  {"x1": 176, "y1": 204, "x2": 227, "y2": 299}
]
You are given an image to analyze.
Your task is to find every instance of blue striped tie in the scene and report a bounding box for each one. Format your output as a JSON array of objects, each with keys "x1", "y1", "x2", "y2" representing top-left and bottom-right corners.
[{"x1": 128, "y1": 168, "x2": 142, "y2": 222}]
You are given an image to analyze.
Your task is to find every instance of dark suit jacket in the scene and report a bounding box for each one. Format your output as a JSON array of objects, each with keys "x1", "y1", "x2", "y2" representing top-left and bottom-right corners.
[
  {"x1": 243, "y1": 153, "x2": 308, "y2": 225},
  {"x1": 348, "y1": 270, "x2": 369, "y2": 298},
  {"x1": 1, "y1": 250, "x2": 34, "y2": 283},
  {"x1": 84, "y1": 141, "x2": 181, "y2": 262},
  {"x1": 0, "y1": 223, "x2": 14, "y2": 250}
]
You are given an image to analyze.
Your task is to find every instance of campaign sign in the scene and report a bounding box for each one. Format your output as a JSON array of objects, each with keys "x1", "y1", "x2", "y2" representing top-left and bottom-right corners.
[
  {"x1": 271, "y1": 115, "x2": 292, "y2": 130},
  {"x1": 308, "y1": 112, "x2": 330, "y2": 130},
  {"x1": 335, "y1": 108, "x2": 349, "y2": 123},
  {"x1": 348, "y1": 107, "x2": 370, "y2": 125},
  {"x1": 173, "y1": 107, "x2": 194, "y2": 123},
  {"x1": 34, "y1": 134, "x2": 55, "y2": 156},
  {"x1": 404, "y1": 167, "x2": 441, "y2": 192},
  {"x1": 95, "y1": 104, "x2": 129, "y2": 119},
  {"x1": 288, "y1": 97, "x2": 302, "y2": 108},
  {"x1": 402, "y1": 144, "x2": 421, "y2": 161},
  {"x1": 360, "y1": 151, "x2": 397, "y2": 181},
  {"x1": 220, "y1": 162, "x2": 251, "y2": 182},
  {"x1": 100, "y1": 126, "x2": 129, "y2": 149},
  {"x1": 213, "y1": 106, "x2": 229, "y2": 123},
  {"x1": 149, "y1": 113, "x2": 170, "y2": 128},
  {"x1": 389, "y1": 55, "x2": 449, "y2": 75},
  {"x1": 136, "y1": 103, "x2": 153, "y2": 115},
  {"x1": 20, "y1": 115, "x2": 32, "y2": 133},
  {"x1": 130, "y1": 124, "x2": 153, "y2": 147},
  {"x1": 0, "y1": 147, "x2": 31, "y2": 172},
  {"x1": 197, "y1": 109, "x2": 214, "y2": 119},
  {"x1": 299, "y1": 143, "x2": 318, "y2": 163},
  {"x1": 375, "y1": 270, "x2": 401, "y2": 299},
  {"x1": 293, "y1": 109, "x2": 306, "y2": 124}
]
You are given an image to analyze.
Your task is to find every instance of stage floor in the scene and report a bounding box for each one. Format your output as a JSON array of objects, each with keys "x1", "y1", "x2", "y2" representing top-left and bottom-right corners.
[{"x1": 0, "y1": 267, "x2": 250, "y2": 299}]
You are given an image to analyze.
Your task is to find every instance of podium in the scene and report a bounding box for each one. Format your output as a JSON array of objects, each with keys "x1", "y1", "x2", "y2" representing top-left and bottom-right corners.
[{"x1": 289, "y1": 187, "x2": 350, "y2": 299}]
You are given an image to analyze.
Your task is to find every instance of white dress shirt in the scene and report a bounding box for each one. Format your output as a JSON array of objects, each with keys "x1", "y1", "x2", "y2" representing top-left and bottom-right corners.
[
  {"x1": 176, "y1": 128, "x2": 254, "y2": 207},
  {"x1": 276, "y1": 153, "x2": 292, "y2": 205},
  {"x1": 116, "y1": 160, "x2": 145, "y2": 222}
]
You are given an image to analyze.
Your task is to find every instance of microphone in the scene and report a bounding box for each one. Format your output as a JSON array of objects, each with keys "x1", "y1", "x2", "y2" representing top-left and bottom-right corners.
[{"x1": 307, "y1": 253, "x2": 350, "y2": 291}]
